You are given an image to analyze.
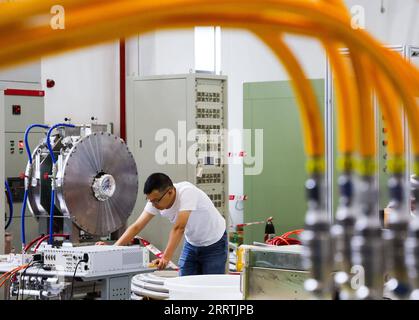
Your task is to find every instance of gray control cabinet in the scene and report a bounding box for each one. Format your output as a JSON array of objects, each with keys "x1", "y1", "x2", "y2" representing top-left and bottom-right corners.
[
  {"x1": 1, "y1": 89, "x2": 45, "y2": 252},
  {"x1": 126, "y1": 74, "x2": 228, "y2": 260}
]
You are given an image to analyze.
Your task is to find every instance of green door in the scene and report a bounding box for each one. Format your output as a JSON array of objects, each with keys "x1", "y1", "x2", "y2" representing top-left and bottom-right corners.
[{"x1": 243, "y1": 80, "x2": 325, "y2": 244}]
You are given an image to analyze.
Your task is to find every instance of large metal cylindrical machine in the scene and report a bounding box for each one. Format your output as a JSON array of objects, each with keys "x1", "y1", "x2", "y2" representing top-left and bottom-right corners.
[{"x1": 26, "y1": 124, "x2": 138, "y2": 242}]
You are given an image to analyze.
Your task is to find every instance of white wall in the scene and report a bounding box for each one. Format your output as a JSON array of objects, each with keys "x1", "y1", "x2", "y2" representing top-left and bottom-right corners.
[
  {"x1": 0, "y1": 61, "x2": 41, "y2": 84},
  {"x1": 41, "y1": 42, "x2": 120, "y2": 134},
  {"x1": 0, "y1": 61, "x2": 42, "y2": 91},
  {"x1": 345, "y1": 0, "x2": 419, "y2": 45},
  {"x1": 127, "y1": 29, "x2": 195, "y2": 78}
]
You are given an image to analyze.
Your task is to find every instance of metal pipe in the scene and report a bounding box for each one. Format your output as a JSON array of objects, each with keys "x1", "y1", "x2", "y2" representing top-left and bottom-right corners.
[
  {"x1": 331, "y1": 170, "x2": 357, "y2": 299},
  {"x1": 351, "y1": 175, "x2": 384, "y2": 299},
  {"x1": 301, "y1": 173, "x2": 334, "y2": 299},
  {"x1": 383, "y1": 174, "x2": 410, "y2": 299}
]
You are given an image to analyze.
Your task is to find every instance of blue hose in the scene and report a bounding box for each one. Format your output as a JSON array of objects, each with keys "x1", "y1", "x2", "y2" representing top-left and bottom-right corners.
[
  {"x1": 4, "y1": 180, "x2": 13, "y2": 230},
  {"x1": 21, "y1": 124, "x2": 50, "y2": 247},
  {"x1": 46, "y1": 123, "x2": 75, "y2": 164},
  {"x1": 46, "y1": 123, "x2": 75, "y2": 244},
  {"x1": 25, "y1": 124, "x2": 50, "y2": 165}
]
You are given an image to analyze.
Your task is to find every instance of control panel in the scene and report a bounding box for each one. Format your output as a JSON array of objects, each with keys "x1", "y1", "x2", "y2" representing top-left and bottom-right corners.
[{"x1": 41, "y1": 245, "x2": 149, "y2": 276}]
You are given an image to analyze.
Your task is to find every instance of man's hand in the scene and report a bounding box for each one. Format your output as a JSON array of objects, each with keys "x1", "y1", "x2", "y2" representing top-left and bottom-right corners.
[
  {"x1": 95, "y1": 241, "x2": 106, "y2": 245},
  {"x1": 151, "y1": 257, "x2": 170, "y2": 270}
]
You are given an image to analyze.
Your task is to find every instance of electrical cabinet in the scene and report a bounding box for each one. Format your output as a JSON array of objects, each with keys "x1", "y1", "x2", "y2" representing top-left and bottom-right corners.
[
  {"x1": 126, "y1": 74, "x2": 228, "y2": 259},
  {"x1": 1, "y1": 89, "x2": 45, "y2": 252}
]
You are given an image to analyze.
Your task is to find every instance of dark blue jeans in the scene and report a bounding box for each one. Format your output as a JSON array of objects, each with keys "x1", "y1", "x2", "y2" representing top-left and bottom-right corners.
[{"x1": 178, "y1": 231, "x2": 228, "y2": 276}]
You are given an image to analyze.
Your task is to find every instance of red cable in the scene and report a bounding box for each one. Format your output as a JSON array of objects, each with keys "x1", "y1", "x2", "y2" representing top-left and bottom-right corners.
[
  {"x1": 33, "y1": 234, "x2": 70, "y2": 252},
  {"x1": 23, "y1": 235, "x2": 46, "y2": 253},
  {"x1": 265, "y1": 229, "x2": 303, "y2": 246},
  {"x1": 282, "y1": 229, "x2": 304, "y2": 239}
]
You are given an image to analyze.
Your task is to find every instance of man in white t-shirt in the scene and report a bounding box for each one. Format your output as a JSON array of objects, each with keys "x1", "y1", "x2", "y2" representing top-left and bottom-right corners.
[{"x1": 100, "y1": 172, "x2": 227, "y2": 276}]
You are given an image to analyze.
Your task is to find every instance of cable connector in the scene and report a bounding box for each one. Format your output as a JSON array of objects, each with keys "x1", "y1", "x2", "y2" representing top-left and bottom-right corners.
[{"x1": 32, "y1": 253, "x2": 44, "y2": 263}]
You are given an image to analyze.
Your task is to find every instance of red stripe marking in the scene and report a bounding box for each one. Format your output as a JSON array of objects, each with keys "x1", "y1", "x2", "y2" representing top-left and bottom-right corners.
[{"x1": 4, "y1": 89, "x2": 45, "y2": 97}]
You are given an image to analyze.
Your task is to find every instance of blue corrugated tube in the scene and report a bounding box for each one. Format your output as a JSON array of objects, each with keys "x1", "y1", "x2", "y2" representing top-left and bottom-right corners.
[
  {"x1": 21, "y1": 124, "x2": 50, "y2": 247},
  {"x1": 46, "y1": 123, "x2": 75, "y2": 244}
]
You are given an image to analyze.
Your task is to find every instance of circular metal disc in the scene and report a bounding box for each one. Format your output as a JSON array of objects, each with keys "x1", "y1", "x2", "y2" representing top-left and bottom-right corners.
[{"x1": 62, "y1": 132, "x2": 138, "y2": 235}]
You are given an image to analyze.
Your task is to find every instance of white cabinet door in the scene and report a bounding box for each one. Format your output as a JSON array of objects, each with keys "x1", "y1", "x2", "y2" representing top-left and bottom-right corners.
[{"x1": 130, "y1": 78, "x2": 188, "y2": 260}]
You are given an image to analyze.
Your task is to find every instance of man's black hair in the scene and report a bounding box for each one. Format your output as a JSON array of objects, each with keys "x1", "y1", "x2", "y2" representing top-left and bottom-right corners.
[{"x1": 143, "y1": 173, "x2": 174, "y2": 194}]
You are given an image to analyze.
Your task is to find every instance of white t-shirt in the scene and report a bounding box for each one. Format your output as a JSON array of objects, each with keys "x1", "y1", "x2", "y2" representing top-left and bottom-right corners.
[{"x1": 144, "y1": 181, "x2": 226, "y2": 247}]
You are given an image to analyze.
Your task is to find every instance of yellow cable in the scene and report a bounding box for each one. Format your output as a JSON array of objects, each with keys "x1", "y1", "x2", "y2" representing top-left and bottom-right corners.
[
  {"x1": 3, "y1": 1, "x2": 419, "y2": 104},
  {"x1": 371, "y1": 66, "x2": 405, "y2": 157},
  {"x1": 321, "y1": 0, "x2": 360, "y2": 172},
  {"x1": 1, "y1": 0, "x2": 418, "y2": 99},
  {"x1": 256, "y1": 31, "x2": 324, "y2": 159},
  {"x1": 0, "y1": 0, "x2": 418, "y2": 164},
  {"x1": 371, "y1": 66, "x2": 405, "y2": 174},
  {"x1": 326, "y1": 0, "x2": 407, "y2": 175},
  {"x1": 351, "y1": 53, "x2": 376, "y2": 158},
  {"x1": 0, "y1": 7, "x2": 328, "y2": 160},
  {"x1": 325, "y1": 0, "x2": 377, "y2": 173},
  {"x1": 325, "y1": 45, "x2": 358, "y2": 156},
  {"x1": 0, "y1": 6, "x2": 404, "y2": 158},
  {"x1": 1, "y1": 1, "x2": 418, "y2": 93}
]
